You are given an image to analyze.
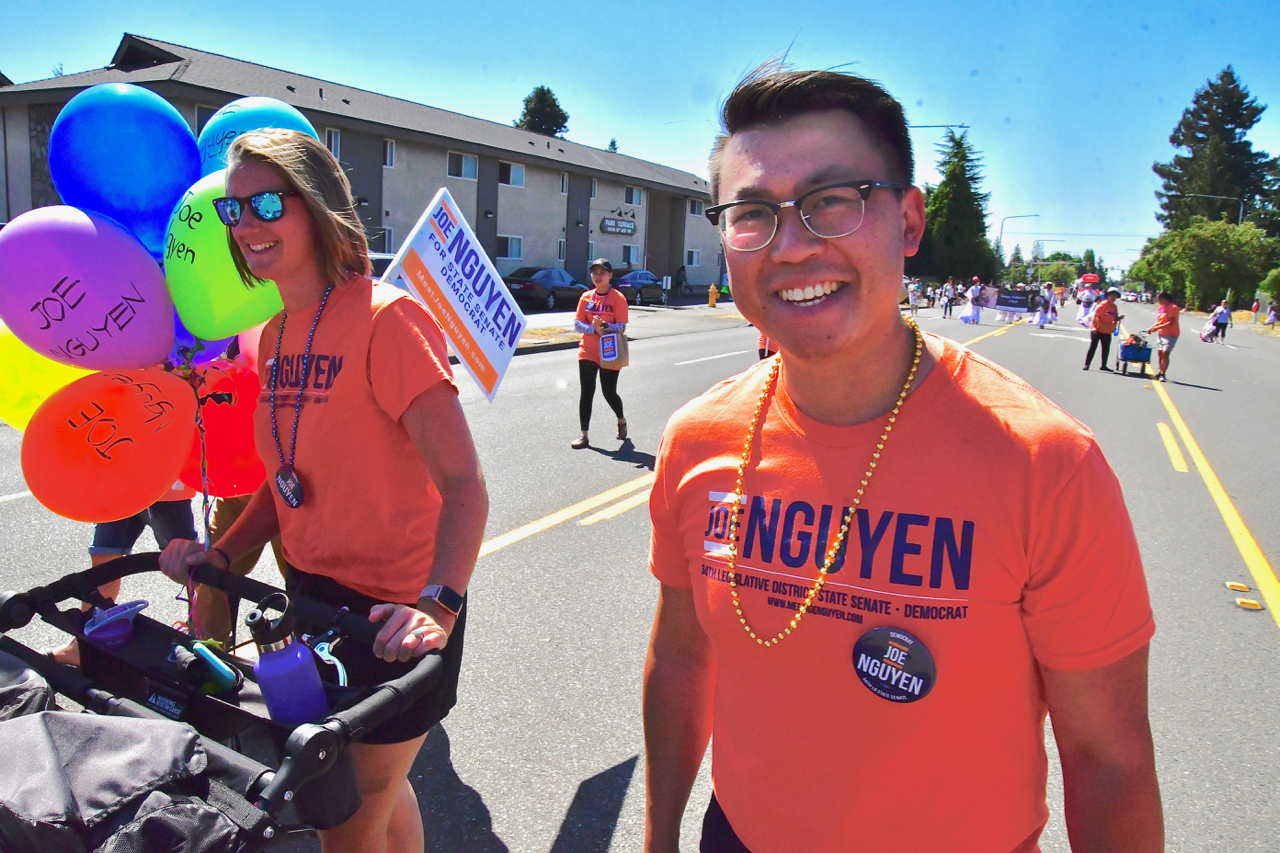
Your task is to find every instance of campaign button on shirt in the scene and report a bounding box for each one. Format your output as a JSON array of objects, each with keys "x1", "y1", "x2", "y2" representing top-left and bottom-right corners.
[{"x1": 852, "y1": 626, "x2": 936, "y2": 703}]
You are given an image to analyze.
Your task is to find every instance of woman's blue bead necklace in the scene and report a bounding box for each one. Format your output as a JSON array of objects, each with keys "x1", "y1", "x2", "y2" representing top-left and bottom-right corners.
[{"x1": 269, "y1": 283, "x2": 334, "y2": 508}]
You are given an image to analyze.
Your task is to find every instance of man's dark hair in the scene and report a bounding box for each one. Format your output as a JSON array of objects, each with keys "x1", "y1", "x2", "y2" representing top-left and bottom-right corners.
[
  {"x1": 709, "y1": 61, "x2": 913, "y2": 202},
  {"x1": 1157, "y1": 290, "x2": 1174, "y2": 303}
]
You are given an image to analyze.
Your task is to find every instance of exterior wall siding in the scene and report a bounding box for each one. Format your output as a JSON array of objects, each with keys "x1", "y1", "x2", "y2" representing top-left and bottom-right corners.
[
  {"x1": 494, "y1": 162, "x2": 565, "y2": 275},
  {"x1": 683, "y1": 200, "x2": 722, "y2": 286},
  {"x1": 588, "y1": 179, "x2": 645, "y2": 272}
]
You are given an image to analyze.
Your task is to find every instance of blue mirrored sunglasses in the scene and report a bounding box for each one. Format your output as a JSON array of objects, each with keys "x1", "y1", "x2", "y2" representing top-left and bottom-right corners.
[{"x1": 212, "y1": 190, "x2": 299, "y2": 226}]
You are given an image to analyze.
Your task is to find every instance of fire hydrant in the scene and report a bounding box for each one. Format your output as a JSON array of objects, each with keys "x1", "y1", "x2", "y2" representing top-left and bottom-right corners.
[{"x1": 708, "y1": 284, "x2": 719, "y2": 308}]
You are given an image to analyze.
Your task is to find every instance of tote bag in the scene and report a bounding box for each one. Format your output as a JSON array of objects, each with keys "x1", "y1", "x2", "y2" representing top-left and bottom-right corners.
[{"x1": 600, "y1": 332, "x2": 629, "y2": 369}]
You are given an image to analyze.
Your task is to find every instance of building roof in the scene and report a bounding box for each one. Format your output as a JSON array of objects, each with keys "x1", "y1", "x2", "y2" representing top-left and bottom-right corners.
[{"x1": 1, "y1": 34, "x2": 711, "y2": 198}]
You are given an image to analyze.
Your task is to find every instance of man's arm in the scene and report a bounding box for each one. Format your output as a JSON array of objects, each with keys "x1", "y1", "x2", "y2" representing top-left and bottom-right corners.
[
  {"x1": 1042, "y1": 643, "x2": 1163, "y2": 852},
  {"x1": 644, "y1": 583, "x2": 715, "y2": 853}
]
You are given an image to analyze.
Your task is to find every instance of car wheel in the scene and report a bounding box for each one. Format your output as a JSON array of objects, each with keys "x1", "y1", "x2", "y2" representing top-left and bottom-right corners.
[{"x1": 546, "y1": 293, "x2": 556, "y2": 311}]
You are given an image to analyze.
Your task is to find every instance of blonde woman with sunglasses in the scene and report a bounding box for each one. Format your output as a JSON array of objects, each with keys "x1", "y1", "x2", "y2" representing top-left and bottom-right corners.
[{"x1": 161, "y1": 129, "x2": 488, "y2": 853}]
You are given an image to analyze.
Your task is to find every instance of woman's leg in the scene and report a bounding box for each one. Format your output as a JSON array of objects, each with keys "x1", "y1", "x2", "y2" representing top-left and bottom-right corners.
[
  {"x1": 598, "y1": 368, "x2": 624, "y2": 420},
  {"x1": 319, "y1": 735, "x2": 428, "y2": 853},
  {"x1": 1084, "y1": 333, "x2": 1101, "y2": 368},
  {"x1": 1217, "y1": 323, "x2": 1228, "y2": 343},
  {"x1": 1098, "y1": 332, "x2": 1112, "y2": 367},
  {"x1": 578, "y1": 360, "x2": 599, "y2": 432}
]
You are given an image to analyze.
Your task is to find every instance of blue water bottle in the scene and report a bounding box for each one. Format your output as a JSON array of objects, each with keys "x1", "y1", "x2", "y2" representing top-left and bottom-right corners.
[{"x1": 245, "y1": 592, "x2": 329, "y2": 726}]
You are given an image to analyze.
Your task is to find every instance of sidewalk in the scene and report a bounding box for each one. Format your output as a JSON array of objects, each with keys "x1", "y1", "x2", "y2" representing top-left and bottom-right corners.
[{"x1": 513, "y1": 297, "x2": 749, "y2": 356}]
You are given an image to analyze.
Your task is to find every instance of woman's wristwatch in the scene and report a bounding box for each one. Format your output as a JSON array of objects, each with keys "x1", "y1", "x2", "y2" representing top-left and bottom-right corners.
[{"x1": 419, "y1": 584, "x2": 465, "y2": 616}]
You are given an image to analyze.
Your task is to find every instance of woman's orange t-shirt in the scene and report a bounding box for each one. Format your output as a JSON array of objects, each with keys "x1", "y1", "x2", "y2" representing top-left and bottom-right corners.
[
  {"x1": 254, "y1": 277, "x2": 456, "y2": 603},
  {"x1": 575, "y1": 287, "x2": 628, "y2": 364}
]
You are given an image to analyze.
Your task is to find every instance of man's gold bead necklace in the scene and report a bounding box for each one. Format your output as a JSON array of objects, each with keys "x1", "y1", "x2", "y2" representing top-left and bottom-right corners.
[{"x1": 726, "y1": 318, "x2": 923, "y2": 648}]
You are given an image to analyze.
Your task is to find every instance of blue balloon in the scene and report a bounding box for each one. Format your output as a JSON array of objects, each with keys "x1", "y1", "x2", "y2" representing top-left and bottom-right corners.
[
  {"x1": 197, "y1": 97, "x2": 319, "y2": 175},
  {"x1": 49, "y1": 84, "x2": 200, "y2": 260},
  {"x1": 169, "y1": 309, "x2": 235, "y2": 368}
]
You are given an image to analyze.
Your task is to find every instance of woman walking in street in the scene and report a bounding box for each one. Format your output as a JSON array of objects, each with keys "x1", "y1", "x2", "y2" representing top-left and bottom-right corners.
[
  {"x1": 159, "y1": 129, "x2": 488, "y2": 853},
  {"x1": 572, "y1": 258, "x2": 628, "y2": 448},
  {"x1": 1209, "y1": 300, "x2": 1233, "y2": 343},
  {"x1": 1147, "y1": 291, "x2": 1181, "y2": 382},
  {"x1": 1084, "y1": 287, "x2": 1124, "y2": 371}
]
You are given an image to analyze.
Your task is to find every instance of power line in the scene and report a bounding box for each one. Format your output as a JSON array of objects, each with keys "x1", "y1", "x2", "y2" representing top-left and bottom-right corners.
[{"x1": 1003, "y1": 232, "x2": 1158, "y2": 238}]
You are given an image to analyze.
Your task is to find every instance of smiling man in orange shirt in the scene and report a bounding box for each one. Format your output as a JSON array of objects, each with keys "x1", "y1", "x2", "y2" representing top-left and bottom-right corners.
[{"x1": 643, "y1": 66, "x2": 1162, "y2": 853}]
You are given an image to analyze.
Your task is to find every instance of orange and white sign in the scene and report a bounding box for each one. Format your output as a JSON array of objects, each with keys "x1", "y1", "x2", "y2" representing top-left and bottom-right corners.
[{"x1": 381, "y1": 189, "x2": 526, "y2": 401}]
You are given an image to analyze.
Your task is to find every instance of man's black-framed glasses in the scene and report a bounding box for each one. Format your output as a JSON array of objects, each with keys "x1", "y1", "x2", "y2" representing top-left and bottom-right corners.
[
  {"x1": 212, "y1": 190, "x2": 300, "y2": 227},
  {"x1": 704, "y1": 181, "x2": 906, "y2": 252}
]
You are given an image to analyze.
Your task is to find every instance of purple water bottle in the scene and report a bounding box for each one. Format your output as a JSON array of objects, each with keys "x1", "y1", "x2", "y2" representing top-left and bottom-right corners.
[{"x1": 245, "y1": 592, "x2": 329, "y2": 726}]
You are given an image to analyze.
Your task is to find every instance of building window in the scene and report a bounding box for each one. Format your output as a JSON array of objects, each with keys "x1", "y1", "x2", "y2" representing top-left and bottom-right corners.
[
  {"x1": 588, "y1": 241, "x2": 595, "y2": 259},
  {"x1": 590, "y1": 178, "x2": 597, "y2": 199},
  {"x1": 498, "y1": 162, "x2": 525, "y2": 187},
  {"x1": 383, "y1": 227, "x2": 395, "y2": 252},
  {"x1": 560, "y1": 172, "x2": 569, "y2": 195},
  {"x1": 496, "y1": 235, "x2": 523, "y2": 260},
  {"x1": 447, "y1": 151, "x2": 478, "y2": 180},
  {"x1": 624, "y1": 186, "x2": 643, "y2": 206},
  {"x1": 325, "y1": 129, "x2": 341, "y2": 159},
  {"x1": 622, "y1": 244, "x2": 641, "y2": 265},
  {"x1": 195, "y1": 105, "x2": 218, "y2": 134},
  {"x1": 557, "y1": 239, "x2": 567, "y2": 261},
  {"x1": 688, "y1": 199, "x2": 704, "y2": 216},
  {"x1": 383, "y1": 139, "x2": 395, "y2": 168},
  {"x1": 686, "y1": 249, "x2": 701, "y2": 267}
]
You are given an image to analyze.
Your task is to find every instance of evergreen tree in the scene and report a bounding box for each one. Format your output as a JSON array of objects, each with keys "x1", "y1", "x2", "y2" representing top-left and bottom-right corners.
[
  {"x1": 1154, "y1": 67, "x2": 1279, "y2": 233},
  {"x1": 920, "y1": 130, "x2": 998, "y2": 282},
  {"x1": 514, "y1": 86, "x2": 569, "y2": 137},
  {"x1": 607, "y1": 138, "x2": 618, "y2": 153}
]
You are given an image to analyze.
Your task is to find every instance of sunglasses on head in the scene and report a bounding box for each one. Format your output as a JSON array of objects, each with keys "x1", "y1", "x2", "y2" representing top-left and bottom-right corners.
[{"x1": 212, "y1": 190, "x2": 300, "y2": 226}]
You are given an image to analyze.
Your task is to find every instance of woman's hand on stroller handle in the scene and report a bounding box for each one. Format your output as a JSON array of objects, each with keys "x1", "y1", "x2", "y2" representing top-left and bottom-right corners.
[
  {"x1": 368, "y1": 602, "x2": 453, "y2": 663},
  {"x1": 158, "y1": 539, "x2": 219, "y2": 585}
]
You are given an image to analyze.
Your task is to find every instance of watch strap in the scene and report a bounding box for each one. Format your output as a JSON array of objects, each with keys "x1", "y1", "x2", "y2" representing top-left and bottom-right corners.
[{"x1": 420, "y1": 584, "x2": 464, "y2": 616}]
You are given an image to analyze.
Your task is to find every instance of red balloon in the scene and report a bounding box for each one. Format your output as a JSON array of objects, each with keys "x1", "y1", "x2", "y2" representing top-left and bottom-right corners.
[
  {"x1": 179, "y1": 357, "x2": 265, "y2": 497},
  {"x1": 21, "y1": 368, "x2": 197, "y2": 522}
]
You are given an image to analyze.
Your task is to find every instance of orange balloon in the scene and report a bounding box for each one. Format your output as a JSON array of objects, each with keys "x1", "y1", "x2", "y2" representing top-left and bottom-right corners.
[
  {"x1": 179, "y1": 357, "x2": 266, "y2": 498},
  {"x1": 21, "y1": 368, "x2": 197, "y2": 522}
]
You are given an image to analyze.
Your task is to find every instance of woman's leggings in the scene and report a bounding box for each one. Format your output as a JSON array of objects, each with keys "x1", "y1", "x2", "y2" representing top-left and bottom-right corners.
[
  {"x1": 579, "y1": 360, "x2": 623, "y2": 431},
  {"x1": 1216, "y1": 322, "x2": 1228, "y2": 341}
]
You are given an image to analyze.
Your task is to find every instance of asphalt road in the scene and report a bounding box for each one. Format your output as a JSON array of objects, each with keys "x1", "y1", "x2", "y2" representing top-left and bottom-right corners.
[{"x1": 1, "y1": 301, "x2": 1277, "y2": 851}]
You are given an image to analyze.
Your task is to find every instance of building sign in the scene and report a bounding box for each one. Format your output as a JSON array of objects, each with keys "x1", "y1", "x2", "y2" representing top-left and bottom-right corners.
[
  {"x1": 601, "y1": 217, "x2": 636, "y2": 235},
  {"x1": 381, "y1": 188, "x2": 526, "y2": 402}
]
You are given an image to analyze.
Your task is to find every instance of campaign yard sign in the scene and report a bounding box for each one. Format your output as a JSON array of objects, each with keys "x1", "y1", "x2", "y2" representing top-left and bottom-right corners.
[{"x1": 381, "y1": 188, "x2": 526, "y2": 401}]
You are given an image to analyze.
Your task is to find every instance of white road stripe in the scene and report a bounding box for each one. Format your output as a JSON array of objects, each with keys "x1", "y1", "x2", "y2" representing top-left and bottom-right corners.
[
  {"x1": 0, "y1": 491, "x2": 32, "y2": 503},
  {"x1": 674, "y1": 350, "x2": 752, "y2": 366}
]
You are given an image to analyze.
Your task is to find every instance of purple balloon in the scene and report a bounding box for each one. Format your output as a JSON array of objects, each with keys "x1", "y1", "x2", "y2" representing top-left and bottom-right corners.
[
  {"x1": 0, "y1": 206, "x2": 174, "y2": 370},
  {"x1": 169, "y1": 309, "x2": 235, "y2": 367}
]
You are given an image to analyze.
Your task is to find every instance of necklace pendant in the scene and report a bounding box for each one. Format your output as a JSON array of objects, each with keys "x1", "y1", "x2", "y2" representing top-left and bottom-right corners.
[{"x1": 276, "y1": 465, "x2": 305, "y2": 508}]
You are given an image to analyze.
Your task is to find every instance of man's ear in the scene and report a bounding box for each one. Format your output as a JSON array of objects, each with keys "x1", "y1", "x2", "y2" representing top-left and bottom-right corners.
[{"x1": 901, "y1": 186, "x2": 926, "y2": 257}]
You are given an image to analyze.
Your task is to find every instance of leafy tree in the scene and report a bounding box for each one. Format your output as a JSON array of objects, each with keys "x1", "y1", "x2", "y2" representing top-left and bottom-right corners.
[
  {"x1": 915, "y1": 129, "x2": 998, "y2": 282},
  {"x1": 51, "y1": 63, "x2": 64, "y2": 77},
  {"x1": 607, "y1": 138, "x2": 618, "y2": 153},
  {"x1": 1154, "y1": 67, "x2": 1279, "y2": 234},
  {"x1": 1006, "y1": 245, "x2": 1030, "y2": 283},
  {"x1": 514, "y1": 86, "x2": 569, "y2": 137},
  {"x1": 1039, "y1": 262, "x2": 1077, "y2": 286},
  {"x1": 1128, "y1": 217, "x2": 1276, "y2": 308},
  {"x1": 1260, "y1": 267, "x2": 1280, "y2": 301}
]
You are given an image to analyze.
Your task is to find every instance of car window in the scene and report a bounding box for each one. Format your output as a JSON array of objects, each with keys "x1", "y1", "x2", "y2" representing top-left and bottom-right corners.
[
  {"x1": 532, "y1": 270, "x2": 555, "y2": 283},
  {"x1": 510, "y1": 267, "x2": 540, "y2": 278}
]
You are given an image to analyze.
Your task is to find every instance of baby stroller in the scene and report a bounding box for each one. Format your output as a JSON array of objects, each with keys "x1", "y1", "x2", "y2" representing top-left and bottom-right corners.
[{"x1": 0, "y1": 553, "x2": 444, "y2": 852}]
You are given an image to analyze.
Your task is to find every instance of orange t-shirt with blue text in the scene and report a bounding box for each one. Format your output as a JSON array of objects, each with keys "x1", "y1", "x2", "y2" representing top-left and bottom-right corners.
[
  {"x1": 649, "y1": 333, "x2": 1154, "y2": 853},
  {"x1": 575, "y1": 287, "x2": 628, "y2": 364},
  {"x1": 255, "y1": 277, "x2": 456, "y2": 603}
]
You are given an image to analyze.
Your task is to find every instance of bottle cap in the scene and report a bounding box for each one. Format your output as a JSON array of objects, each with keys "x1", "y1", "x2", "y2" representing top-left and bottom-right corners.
[{"x1": 246, "y1": 592, "x2": 297, "y2": 653}]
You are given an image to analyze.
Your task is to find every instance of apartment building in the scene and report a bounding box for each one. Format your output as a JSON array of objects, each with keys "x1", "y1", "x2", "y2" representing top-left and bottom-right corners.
[{"x1": 0, "y1": 34, "x2": 723, "y2": 285}]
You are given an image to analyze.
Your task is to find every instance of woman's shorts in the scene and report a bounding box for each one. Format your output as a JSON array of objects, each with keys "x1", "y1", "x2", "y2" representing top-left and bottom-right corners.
[
  {"x1": 1158, "y1": 335, "x2": 1178, "y2": 353},
  {"x1": 284, "y1": 567, "x2": 466, "y2": 744},
  {"x1": 89, "y1": 499, "x2": 197, "y2": 556}
]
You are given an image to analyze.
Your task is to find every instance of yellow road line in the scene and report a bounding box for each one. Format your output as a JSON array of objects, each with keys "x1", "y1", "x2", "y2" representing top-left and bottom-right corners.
[
  {"x1": 1150, "y1": 378, "x2": 1280, "y2": 627},
  {"x1": 578, "y1": 491, "x2": 652, "y2": 526},
  {"x1": 478, "y1": 473, "x2": 656, "y2": 557},
  {"x1": 1156, "y1": 423, "x2": 1189, "y2": 472},
  {"x1": 962, "y1": 319, "x2": 1024, "y2": 346}
]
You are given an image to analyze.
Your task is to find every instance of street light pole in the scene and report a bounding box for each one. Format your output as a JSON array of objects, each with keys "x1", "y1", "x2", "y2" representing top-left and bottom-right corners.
[
  {"x1": 1177, "y1": 192, "x2": 1244, "y2": 225},
  {"x1": 997, "y1": 214, "x2": 1039, "y2": 264}
]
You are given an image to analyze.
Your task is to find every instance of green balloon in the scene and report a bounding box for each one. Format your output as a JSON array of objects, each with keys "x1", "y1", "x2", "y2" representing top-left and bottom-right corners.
[{"x1": 164, "y1": 170, "x2": 282, "y2": 340}]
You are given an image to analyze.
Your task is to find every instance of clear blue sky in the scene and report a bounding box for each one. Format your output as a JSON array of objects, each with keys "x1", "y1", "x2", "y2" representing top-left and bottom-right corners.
[{"x1": 4, "y1": 0, "x2": 1278, "y2": 274}]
